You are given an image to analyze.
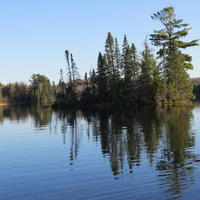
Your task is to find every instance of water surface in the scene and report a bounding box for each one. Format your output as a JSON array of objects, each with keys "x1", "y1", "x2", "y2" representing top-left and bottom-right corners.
[{"x1": 0, "y1": 105, "x2": 200, "y2": 199}]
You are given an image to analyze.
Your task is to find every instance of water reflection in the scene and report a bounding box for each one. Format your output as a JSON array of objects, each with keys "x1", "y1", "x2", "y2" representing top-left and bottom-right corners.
[
  {"x1": 31, "y1": 106, "x2": 52, "y2": 128},
  {"x1": 156, "y1": 107, "x2": 196, "y2": 198},
  {"x1": 0, "y1": 105, "x2": 32, "y2": 123},
  {"x1": 0, "y1": 105, "x2": 198, "y2": 199}
]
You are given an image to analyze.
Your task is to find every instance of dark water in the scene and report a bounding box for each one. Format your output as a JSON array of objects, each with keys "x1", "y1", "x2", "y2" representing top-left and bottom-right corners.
[{"x1": 1, "y1": 105, "x2": 200, "y2": 200}]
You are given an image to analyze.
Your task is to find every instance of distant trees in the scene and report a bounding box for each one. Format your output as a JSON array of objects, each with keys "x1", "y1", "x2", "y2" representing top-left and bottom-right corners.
[
  {"x1": 1, "y1": 82, "x2": 30, "y2": 103},
  {"x1": 29, "y1": 74, "x2": 54, "y2": 103},
  {"x1": 65, "y1": 50, "x2": 80, "y2": 97},
  {"x1": 0, "y1": 74, "x2": 55, "y2": 104},
  {"x1": 54, "y1": 50, "x2": 81, "y2": 106}
]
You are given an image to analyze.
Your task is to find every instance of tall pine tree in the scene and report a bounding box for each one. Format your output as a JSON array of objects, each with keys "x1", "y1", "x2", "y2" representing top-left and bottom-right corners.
[
  {"x1": 150, "y1": 7, "x2": 198, "y2": 103},
  {"x1": 139, "y1": 38, "x2": 159, "y2": 104},
  {"x1": 105, "y1": 32, "x2": 120, "y2": 100},
  {"x1": 96, "y1": 52, "x2": 108, "y2": 102}
]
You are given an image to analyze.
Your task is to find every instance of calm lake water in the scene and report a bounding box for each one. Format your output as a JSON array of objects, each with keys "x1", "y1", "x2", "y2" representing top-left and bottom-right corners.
[{"x1": 1, "y1": 104, "x2": 200, "y2": 199}]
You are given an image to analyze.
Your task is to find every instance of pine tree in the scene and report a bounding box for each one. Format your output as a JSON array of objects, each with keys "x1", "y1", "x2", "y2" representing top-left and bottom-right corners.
[
  {"x1": 64, "y1": 50, "x2": 80, "y2": 102},
  {"x1": 130, "y1": 43, "x2": 139, "y2": 83},
  {"x1": 121, "y1": 35, "x2": 134, "y2": 99},
  {"x1": 122, "y1": 35, "x2": 129, "y2": 58},
  {"x1": 58, "y1": 69, "x2": 66, "y2": 103},
  {"x1": 96, "y1": 52, "x2": 108, "y2": 102},
  {"x1": 150, "y1": 7, "x2": 198, "y2": 103},
  {"x1": 84, "y1": 72, "x2": 89, "y2": 88},
  {"x1": 104, "y1": 32, "x2": 120, "y2": 100},
  {"x1": 113, "y1": 38, "x2": 121, "y2": 99},
  {"x1": 114, "y1": 38, "x2": 121, "y2": 73},
  {"x1": 123, "y1": 45, "x2": 132, "y2": 88},
  {"x1": 81, "y1": 72, "x2": 91, "y2": 103},
  {"x1": 70, "y1": 53, "x2": 80, "y2": 94},
  {"x1": 65, "y1": 50, "x2": 72, "y2": 86},
  {"x1": 90, "y1": 69, "x2": 96, "y2": 93},
  {"x1": 105, "y1": 32, "x2": 114, "y2": 80},
  {"x1": 139, "y1": 38, "x2": 160, "y2": 104}
]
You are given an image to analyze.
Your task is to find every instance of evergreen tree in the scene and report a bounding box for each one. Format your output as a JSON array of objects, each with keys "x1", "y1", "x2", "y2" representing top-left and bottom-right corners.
[
  {"x1": 130, "y1": 43, "x2": 139, "y2": 83},
  {"x1": 113, "y1": 38, "x2": 121, "y2": 99},
  {"x1": 105, "y1": 32, "x2": 115, "y2": 79},
  {"x1": 123, "y1": 45, "x2": 132, "y2": 91},
  {"x1": 96, "y1": 52, "x2": 108, "y2": 102},
  {"x1": 114, "y1": 38, "x2": 121, "y2": 73},
  {"x1": 90, "y1": 69, "x2": 96, "y2": 93},
  {"x1": 81, "y1": 72, "x2": 91, "y2": 103},
  {"x1": 139, "y1": 39, "x2": 160, "y2": 104},
  {"x1": 57, "y1": 69, "x2": 66, "y2": 103},
  {"x1": 84, "y1": 72, "x2": 89, "y2": 88},
  {"x1": 65, "y1": 50, "x2": 72, "y2": 86},
  {"x1": 64, "y1": 50, "x2": 80, "y2": 102},
  {"x1": 70, "y1": 53, "x2": 80, "y2": 94},
  {"x1": 121, "y1": 35, "x2": 134, "y2": 99},
  {"x1": 104, "y1": 32, "x2": 119, "y2": 100},
  {"x1": 150, "y1": 7, "x2": 198, "y2": 103},
  {"x1": 122, "y1": 34, "x2": 129, "y2": 59}
]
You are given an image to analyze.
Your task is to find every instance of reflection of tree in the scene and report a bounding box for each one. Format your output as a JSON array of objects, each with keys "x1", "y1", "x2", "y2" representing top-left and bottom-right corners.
[
  {"x1": 96, "y1": 109, "x2": 125, "y2": 176},
  {"x1": 125, "y1": 110, "x2": 142, "y2": 171},
  {"x1": 67, "y1": 111, "x2": 79, "y2": 163},
  {"x1": 1, "y1": 105, "x2": 31, "y2": 123},
  {"x1": 0, "y1": 105, "x2": 53, "y2": 128},
  {"x1": 138, "y1": 107, "x2": 162, "y2": 164},
  {"x1": 88, "y1": 109, "x2": 140, "y2": 176},
  {"x1": 31, "y1": 106, "x2": 52, "y2": 128},
  {"x1": 53, "y1": 109, "x2": 83, "y2": 165},
  {"x1": 0, "y1": 105, "x2": 197, "y2": 199},
  {"x1": 0, "y1": 106, "x2": 3, "y2": 123},
  {"x1": 80, "y1": 106, "x2": 196, "y2": 198},
  {"x1": 156, "y1": 106, "x2": 195, "y2": 198},
  {"x1": 94, "y1": 108, "x2": 162, "y2": 176}
]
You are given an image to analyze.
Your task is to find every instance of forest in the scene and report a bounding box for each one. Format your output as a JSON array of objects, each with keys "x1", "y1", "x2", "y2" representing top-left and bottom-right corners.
[{"x1": 0, "y1": 7, "x2": 199, "y2": 107}]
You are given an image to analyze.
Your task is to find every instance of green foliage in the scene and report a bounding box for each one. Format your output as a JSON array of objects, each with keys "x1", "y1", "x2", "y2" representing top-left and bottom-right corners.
[
  {"x1": 96, "y1": 52, "x2": 108, "y2": 102},
  {"x1": 138, "y1": 39, "x2": 161, "y2": 104},
  {"x1": 150, "y1": 6, "x2": 198, "y2": 102},
  {"x1": 1, "y1": 82, "x2": 30, "y2": 103},
  {"x1": 29, "y1": 74, "x2": 54, "y2": 103},
  {"x1": 104, "y1": 32, "x2": 120, "y2": 100}
]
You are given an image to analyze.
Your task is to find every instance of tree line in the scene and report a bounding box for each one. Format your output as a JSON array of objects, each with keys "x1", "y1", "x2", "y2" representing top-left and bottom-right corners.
[
  {"x1": 0, "y1": 7, "x2": 199, "y2": 107},
  {"x1": 0, "y1": 74, "x2": 54, "y2": 104},
  {"x1": 56, "y1": 7, "x2": 198, "y2": 107}
]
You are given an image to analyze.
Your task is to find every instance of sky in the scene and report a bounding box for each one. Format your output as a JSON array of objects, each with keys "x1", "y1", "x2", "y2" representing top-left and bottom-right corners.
[{"x1": 0, "y1": 0, "x2": 200, "y2": 85}]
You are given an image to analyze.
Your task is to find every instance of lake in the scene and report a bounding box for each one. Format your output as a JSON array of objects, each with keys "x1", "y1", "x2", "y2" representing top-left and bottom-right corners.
[{"x1": 0, "y1": 104, "x2": 200, "y2": 199}]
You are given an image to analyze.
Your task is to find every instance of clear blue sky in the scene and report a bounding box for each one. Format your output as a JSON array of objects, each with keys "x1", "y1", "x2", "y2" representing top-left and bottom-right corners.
[{"x1": 0, "y1": 0, "x2": 199, "y2": 84}]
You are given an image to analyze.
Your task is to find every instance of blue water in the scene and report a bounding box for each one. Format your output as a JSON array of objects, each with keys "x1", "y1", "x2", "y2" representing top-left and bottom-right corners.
[{"x1": 0, "y1": 105, "x2": 200, "y2": 199}]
